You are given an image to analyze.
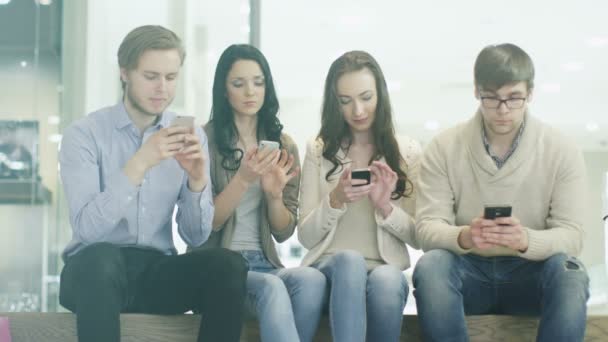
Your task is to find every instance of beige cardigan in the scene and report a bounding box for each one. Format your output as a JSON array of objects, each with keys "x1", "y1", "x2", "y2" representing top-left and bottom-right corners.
[
  {"x1": 416, "y1": 111, "x2": 586, "y2": 260},
  {"x1": 298, "y1": 136, "x2": 421, "y2": 270},
  {"x1": 190, "y1": 123, "x2": 301, "y2": 268}
]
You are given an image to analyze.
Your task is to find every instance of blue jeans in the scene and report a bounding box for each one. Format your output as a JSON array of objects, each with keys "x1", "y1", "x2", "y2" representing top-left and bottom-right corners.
[
  {"x1": 313, "y1": 250, "x2": 408, "y2": 342},
  {"x1": 240, "y1": 250, "x2": 326, "y2": 342},
  {"x1": 413, "y1": 250, "x2": 589, "y2": 342}
]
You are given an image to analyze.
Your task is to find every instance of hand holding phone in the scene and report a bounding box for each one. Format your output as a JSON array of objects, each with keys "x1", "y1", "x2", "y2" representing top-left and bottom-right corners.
[{"x1": 329, "y1": 166, "x2": 373, "y2": 209}]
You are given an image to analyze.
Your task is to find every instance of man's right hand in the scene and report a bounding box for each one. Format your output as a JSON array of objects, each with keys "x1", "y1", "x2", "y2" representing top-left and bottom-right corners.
[
  {"x1": 458, "y1": 216, "x2": 497, "y2": 250},
  {"x1": 135, "y1": 126, "x2": 190, "y2": 169},
  {"x1": 123, "y1": 126, "x2": 190, "y2": 185}
]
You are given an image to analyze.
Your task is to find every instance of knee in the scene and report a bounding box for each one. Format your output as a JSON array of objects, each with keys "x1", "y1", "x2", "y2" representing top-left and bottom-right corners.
[
  {"x1": 71, "y1": 243, "x2": 124, "y2": 283},
  {"x1": 294, "y1": 267, "x2": 327, "y2": 296},
  {"x1": 368, "y1": 265, "x2": 408, "y2": 300},
  {"x1": 542, "y1": 254, "x2": 589, "y2": 297},
  {"x1": 258, "y1": 274, "x2": 288, "y2": 302},
  {"x1": 413, "y1": 249, "x2": 458, "y2": 287},
  {"x1": 219, "y1": 248, "x2": 249, "y2": 275},
  {"x1": 370, "y1": 266, "x2": 407, "y2": 289},
  {"x1": 299, "y1": 267, "x2": 327, "y2": 286},
  {"x1": 331, "y1": 250, "x2": 367, "y2": 274},
  {"x1": 201, "y1": 248, "x2": 248, "y2": 285}
]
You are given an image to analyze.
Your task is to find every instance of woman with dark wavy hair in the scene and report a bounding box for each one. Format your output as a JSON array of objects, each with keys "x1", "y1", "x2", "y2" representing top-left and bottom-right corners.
[
  {"x1": 298, "y1": 50, "x2": 421, "y2": 342},
  {"x1": 192, "y1": 44, "x2": 325, "y2": 342}
]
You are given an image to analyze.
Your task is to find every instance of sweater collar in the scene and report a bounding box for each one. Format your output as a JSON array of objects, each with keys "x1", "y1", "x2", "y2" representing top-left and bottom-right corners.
[{"x1": 465, "y1": 109, "x2": 539, "y2": 177}]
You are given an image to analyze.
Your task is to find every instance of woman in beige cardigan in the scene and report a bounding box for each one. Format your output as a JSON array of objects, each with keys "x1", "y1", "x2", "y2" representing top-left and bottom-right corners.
[
  {"x1": 298, "y1": 51, "x2": 421, "y2": 342},
  {"x1": 192, "y1": 44, "x2": 325, "y2": 342}
]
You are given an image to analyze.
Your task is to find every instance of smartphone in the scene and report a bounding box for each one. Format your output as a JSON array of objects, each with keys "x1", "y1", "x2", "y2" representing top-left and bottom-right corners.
[
  {"x1": 484, "y1": 205, "x2": 512, "y2": 219},
  {"x1": 170, "y1": 115, "x2": 195, "y2": 128},
  {"x1": 258, "y1": 140, "x2": 280, "y2": 151},
  {"x1": 351, "y1": 168, "x2": 371, "y2": 187}
]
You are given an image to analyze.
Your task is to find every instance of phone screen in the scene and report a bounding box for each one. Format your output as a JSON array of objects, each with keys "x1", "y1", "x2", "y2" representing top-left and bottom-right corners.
[
  {"x1": 483, "y1": 205, "x2": 512, "y2": 219},
  {"x1": 351, "y1": 168, "x2": 371, "y2": 186}
]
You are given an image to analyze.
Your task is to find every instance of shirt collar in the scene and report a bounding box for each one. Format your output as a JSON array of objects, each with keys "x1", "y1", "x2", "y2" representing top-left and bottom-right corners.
[
  {"x1": 112, "y1": 101, "x2": 171, "y2": 130},
  {"x1": 481, "y1": 116, "x2": 526, "y2": 168}
]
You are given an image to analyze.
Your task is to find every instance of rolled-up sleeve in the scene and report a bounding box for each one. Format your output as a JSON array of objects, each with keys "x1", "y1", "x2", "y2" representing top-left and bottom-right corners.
[{"x1": 176, "y1": 128, "x2": 214, "y2": 246}]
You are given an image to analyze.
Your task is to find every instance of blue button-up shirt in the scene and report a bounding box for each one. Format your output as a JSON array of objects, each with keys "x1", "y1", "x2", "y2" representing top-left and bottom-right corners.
[{"x1": 60, "y1": 102, "x2": 214, "y2": 260}]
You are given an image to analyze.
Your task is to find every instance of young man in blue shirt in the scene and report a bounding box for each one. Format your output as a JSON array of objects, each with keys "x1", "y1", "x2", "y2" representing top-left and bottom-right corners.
[{"x1": 58, "y1": 25, "x2": 248, "y2": 342}]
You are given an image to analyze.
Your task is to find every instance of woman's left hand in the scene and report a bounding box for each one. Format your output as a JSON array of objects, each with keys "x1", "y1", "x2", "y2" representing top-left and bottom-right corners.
[
  {"x1": 261, "y1": 149, "x2": 299, "y2": 200},
  {"x1": 368, "y1": 161, "x2": 397, "y2": 218}
]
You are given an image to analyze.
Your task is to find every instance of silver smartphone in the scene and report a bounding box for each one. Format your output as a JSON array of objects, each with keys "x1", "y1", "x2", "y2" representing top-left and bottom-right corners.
[
  {"x1": 258, "y1": 140, "x2": 280, "y2": 151},
  {"x1": 170, "y1": 115, "x2": 195, "y2": 128}
]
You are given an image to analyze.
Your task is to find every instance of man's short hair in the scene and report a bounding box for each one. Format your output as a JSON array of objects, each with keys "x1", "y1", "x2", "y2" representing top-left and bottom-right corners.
[
  {"x1": 474, "y1": 43, "x2": 534, "y2": 91},
  {"x1": 117, "y1": 25, "x2": 186, "y2": 90}
]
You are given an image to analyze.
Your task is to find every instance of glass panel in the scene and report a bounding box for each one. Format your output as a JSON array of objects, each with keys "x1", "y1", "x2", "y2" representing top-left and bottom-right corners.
[{"x1": 0, "y1": 0, "x2": 62, "y2": 312}]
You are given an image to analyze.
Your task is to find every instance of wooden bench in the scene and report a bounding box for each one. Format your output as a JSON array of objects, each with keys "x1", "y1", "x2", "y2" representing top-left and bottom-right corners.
[{"x1": 2, "y1": 312, "x2": 608, "y2": 341}]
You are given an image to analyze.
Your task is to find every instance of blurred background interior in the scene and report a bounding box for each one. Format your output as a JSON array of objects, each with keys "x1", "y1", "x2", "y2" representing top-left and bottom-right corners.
[{"x1": 1, "y1": 0, "x2": 607, "y2": 314}]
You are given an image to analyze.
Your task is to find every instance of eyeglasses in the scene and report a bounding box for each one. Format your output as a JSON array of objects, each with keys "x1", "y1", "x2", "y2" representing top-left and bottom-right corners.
[{"x1": 479, "y1": 95, "x2": 527, "y2": 109}]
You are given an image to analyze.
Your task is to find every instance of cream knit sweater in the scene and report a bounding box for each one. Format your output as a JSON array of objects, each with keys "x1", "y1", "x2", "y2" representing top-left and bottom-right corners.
[
  {"x1": 416, "y1": 111, "x2": 586, "y2": 260},
  {"x1": 298, "y1": 136, "x2": 421, "y2": 270}
]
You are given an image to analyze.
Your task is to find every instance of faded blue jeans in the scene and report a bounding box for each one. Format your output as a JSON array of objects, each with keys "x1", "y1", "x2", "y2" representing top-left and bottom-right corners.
[
  {"x1": 240, "y1": 250, "x2": 326, "y2": 342},
  {"x1": 413, "y1": 250, "x2": 589, "y2": 342},
  {"x1": 313, "y1": 250, "x2": 408, "y2": 342}
]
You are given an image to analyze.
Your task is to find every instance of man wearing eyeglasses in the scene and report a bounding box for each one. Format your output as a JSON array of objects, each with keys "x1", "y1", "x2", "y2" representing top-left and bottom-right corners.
[{"x1": 413, "y1": 43, "x2": 589, "y2": 342}]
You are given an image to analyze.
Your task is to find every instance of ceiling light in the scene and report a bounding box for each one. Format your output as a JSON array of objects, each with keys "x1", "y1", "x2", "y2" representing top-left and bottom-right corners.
[
  {"x1": 586, "y1": 122, "x2": 599, "y2": 132},
  {"x1": 586, "y1": 36, "x2": 608, "y2": 48},
  {"x1": 387, "y1": 81, "x2": 401, "y2": 92},
  {"x1": 539, "y1": 83, "x2": 561, "y2": 93},
  {"x1": 20, "y1": 61, "x2": 27, "y2": 68},
  {"x1": 240, "y1": 3, "x2": 250, "y2": 15},
  {"x1": 47, "y1": 116, "x2": 60, "y2": 125},
  {"x1": 48, "y1": 134, "x2": 62, "y2": 143},
  {"x1": 424, "y1": 120, "x2": 440, "y2": 131},
  {"x1": 561, "y1": 62, "x2": 584, "y2": 72},
  {"x1": 338, "y1": 15, "x2": 364, "y2": 27},
  {"x1": 0, "y1": 0, "x2": 11, "y2": 5},
  {"x1": 35, "y1": 0, "x2": 52, "y2": 5}
]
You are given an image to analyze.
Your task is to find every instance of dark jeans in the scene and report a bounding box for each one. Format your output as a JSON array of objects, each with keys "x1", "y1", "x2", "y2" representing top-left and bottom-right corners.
[
  {"x1": 60, "y1": 243, "x2": 248, "y2": 342},
  {"x1": 413, "y1": 250, "x2": 589, "y2": 342}
]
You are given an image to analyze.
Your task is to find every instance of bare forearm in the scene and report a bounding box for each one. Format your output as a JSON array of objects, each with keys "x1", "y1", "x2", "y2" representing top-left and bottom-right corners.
[
  {"x1": 266, "y1": 196, "x2": 292, "y2": 231},
  {"x1": 212, "y1": 174, "x2": 250, "y2": 229},
  {"x1": 188, "y1": 177, "x2": 207, "y2": 193}
]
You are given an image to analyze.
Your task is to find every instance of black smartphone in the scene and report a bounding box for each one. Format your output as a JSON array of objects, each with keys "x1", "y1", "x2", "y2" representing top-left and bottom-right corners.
[
  {"x1": 351, "y1": 168, "x2": 371, "y2": 187},
  {"x1": 483, "y1": 205, "x2": 512, "y2": 219}
]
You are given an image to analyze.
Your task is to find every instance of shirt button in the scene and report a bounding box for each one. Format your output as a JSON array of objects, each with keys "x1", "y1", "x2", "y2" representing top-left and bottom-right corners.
[
  {"x1": 142, "y1": 207, "x2": 146, "y2": 212},
  {"x1": 127, "y1": 196, "x2": 133, "y2": 201}
]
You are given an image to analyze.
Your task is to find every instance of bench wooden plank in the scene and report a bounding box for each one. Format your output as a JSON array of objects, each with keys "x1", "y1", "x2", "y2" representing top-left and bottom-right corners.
[{"x1": 2, "y1": 313, "x2": 607, "y2": 341}]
